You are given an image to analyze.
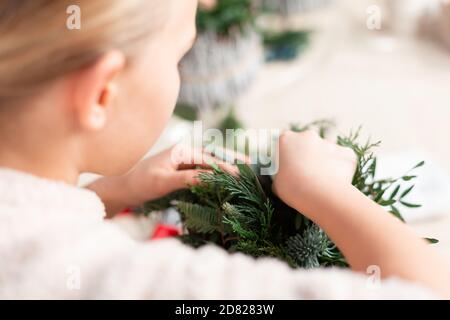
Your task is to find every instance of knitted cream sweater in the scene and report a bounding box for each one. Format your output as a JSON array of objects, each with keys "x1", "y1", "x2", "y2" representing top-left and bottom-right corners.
[{"x1": 0, "y1": 168, "x2": 437, "y2": 299}]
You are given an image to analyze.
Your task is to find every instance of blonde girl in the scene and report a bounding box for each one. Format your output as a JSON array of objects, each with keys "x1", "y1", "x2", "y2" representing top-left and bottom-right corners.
[{"x1": 0, "y1": 0, "x2": 449, "y2": 299}]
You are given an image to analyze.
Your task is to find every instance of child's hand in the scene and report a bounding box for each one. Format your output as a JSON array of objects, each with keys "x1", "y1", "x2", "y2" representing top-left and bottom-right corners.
[
  {"x1": 273, "y1": 131, "x2": 450, "y2": 299},
  {"x1": 272, "y1": 130, "x2": 357, "y2": 212},
  {"x1": 88, "y1": 145, "x2": 245, "y2": 217},
  {"x1": 123, "y1": 145, "x2": 242, "y2": 206}
]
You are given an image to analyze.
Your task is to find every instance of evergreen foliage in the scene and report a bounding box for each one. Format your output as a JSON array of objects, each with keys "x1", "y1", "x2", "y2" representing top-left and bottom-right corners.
[{"x1": 141, "y1": 122, "x2": 435, "y2": 269}]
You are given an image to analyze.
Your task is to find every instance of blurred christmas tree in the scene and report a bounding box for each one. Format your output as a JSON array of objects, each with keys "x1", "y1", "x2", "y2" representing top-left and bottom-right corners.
[{"x1": 178, "y1": 0, "x2": 263, "y2": 110}]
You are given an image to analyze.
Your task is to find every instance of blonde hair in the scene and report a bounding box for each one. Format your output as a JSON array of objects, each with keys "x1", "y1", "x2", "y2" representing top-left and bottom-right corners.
[{"x1": 0, "y1": 0, "x2": 168, "y2": 106}]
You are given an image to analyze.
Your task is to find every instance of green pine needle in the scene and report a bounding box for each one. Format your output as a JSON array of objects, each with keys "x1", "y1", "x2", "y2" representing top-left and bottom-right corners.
[{"x1": 175, "y1": 201, "x2": 222, "y2": 234}]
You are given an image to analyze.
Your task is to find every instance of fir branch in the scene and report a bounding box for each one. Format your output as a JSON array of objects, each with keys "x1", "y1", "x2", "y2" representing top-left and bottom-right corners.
[
  {"x1": 175, "y1": 201, "x2": 222, "y2": 234},
  {"x1": 141, "y1": 189, "x2": 194, "y2": 212}
]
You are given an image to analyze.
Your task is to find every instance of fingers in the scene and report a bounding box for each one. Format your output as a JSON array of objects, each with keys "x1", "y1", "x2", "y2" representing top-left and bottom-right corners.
[
  {"x1": 279, "y1": 129, "x2": 319, "y2": 149},
  {"x1": 171, "y1": 144, "x2": 241, "y2": 176},
  {"x1": 173, "y1": 169, "x2": 210, "y2": 190},
  {"x1": 281, "y1": 129, "x2": 319, "y2": 140},
  {"x1": 192, "y1": 151, "x2": 240, "y2": 176}
]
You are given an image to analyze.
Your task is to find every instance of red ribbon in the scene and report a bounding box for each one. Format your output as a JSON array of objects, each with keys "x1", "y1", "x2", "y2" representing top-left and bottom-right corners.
[{"x1": 151, "y1": 224, "x2": 181, "y2": 240}]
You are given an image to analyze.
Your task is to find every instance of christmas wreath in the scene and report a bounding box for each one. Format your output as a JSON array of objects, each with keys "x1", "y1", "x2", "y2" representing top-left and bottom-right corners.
[{"x1": 140, "y1": 121, "x2": 437, "y2": 269}]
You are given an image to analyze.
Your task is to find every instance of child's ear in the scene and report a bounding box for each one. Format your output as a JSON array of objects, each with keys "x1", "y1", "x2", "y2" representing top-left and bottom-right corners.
[{"x1": 71, "y1": 51, "x2": 125, "y2": 131}]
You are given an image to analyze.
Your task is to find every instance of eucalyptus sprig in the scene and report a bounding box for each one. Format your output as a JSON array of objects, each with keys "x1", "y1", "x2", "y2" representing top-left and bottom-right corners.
[{"x1": 336, "y1": 128, "x2": 424, "y2": 223}]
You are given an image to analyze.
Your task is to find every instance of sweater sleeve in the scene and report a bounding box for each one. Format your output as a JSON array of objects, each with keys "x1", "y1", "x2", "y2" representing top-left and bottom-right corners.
[{"x1": 4, "y1": 215, "x2": 437, "y2": 299}]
